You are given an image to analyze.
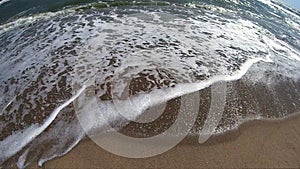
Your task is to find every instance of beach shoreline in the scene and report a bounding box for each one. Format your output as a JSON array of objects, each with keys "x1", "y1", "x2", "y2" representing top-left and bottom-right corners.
[
  {"x1": 1, "y1": 1, "x2": 299, "y2": 168},
  {"x1": 29, "y1": 112, "x2": 300, "y2": 168}
]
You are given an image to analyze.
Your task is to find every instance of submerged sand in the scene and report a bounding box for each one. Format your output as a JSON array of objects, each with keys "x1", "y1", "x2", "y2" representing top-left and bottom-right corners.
[{"x1": 29, "y1": 112, "x2": 300, "y2": 168}]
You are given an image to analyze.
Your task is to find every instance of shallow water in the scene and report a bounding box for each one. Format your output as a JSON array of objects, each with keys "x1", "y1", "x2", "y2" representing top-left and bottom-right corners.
[{"x1": 0, "y1": 0, "x2": 299, "y2": 168}]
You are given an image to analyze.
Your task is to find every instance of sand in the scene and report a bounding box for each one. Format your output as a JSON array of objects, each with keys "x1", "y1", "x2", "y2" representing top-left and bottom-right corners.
[{"x1": 27, "y1": 112, "x2": 300, "y2": 168}]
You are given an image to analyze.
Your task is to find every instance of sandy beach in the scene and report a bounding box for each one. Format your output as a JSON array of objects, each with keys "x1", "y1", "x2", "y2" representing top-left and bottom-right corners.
[{"x1": 27, "y1": 112, "x2": 300, "y2": 169}]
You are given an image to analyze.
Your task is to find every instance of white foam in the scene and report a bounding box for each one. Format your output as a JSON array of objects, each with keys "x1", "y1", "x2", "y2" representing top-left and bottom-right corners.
[
  {"x1": 0, "y1": 85, "x2": 86, "y2": 163},
  {"x1": 257, "y1": 0, "x2": 300, "y2": 18},
  {"x1": 75, "y1": 57, "x2": 267, "y2": 136},
  {"x1": 0, "y1": 9, "x2": 74, "y2": 34},
  {"x1": 0, "y1": 0, "x2": 10, "y2": 6}
]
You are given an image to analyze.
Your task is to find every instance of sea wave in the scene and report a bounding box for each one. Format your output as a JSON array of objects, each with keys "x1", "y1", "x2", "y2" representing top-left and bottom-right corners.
[{"x1": 0, "y1": 0, "x2": 299, "y2": 168}]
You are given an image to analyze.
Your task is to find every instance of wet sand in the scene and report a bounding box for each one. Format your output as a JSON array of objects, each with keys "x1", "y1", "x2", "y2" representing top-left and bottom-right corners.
[{"x1": 29, "y1": 112, "x2": 300, "y2": 168}]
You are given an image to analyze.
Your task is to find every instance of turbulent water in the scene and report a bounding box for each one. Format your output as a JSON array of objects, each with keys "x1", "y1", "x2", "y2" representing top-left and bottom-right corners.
[{"x1": 0, "y1": 0, "x2": 300, "y2": 168}]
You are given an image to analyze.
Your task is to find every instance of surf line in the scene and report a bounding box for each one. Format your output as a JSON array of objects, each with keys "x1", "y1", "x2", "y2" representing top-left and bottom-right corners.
[{"x1": 0, "y1": 85, "x2": 86, "y2": 163}]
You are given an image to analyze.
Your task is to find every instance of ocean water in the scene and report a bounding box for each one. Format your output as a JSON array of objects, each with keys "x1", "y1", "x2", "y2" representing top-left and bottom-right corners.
[{"x1": 0, "y1": 0, "x2": 299, "y2": 168}]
